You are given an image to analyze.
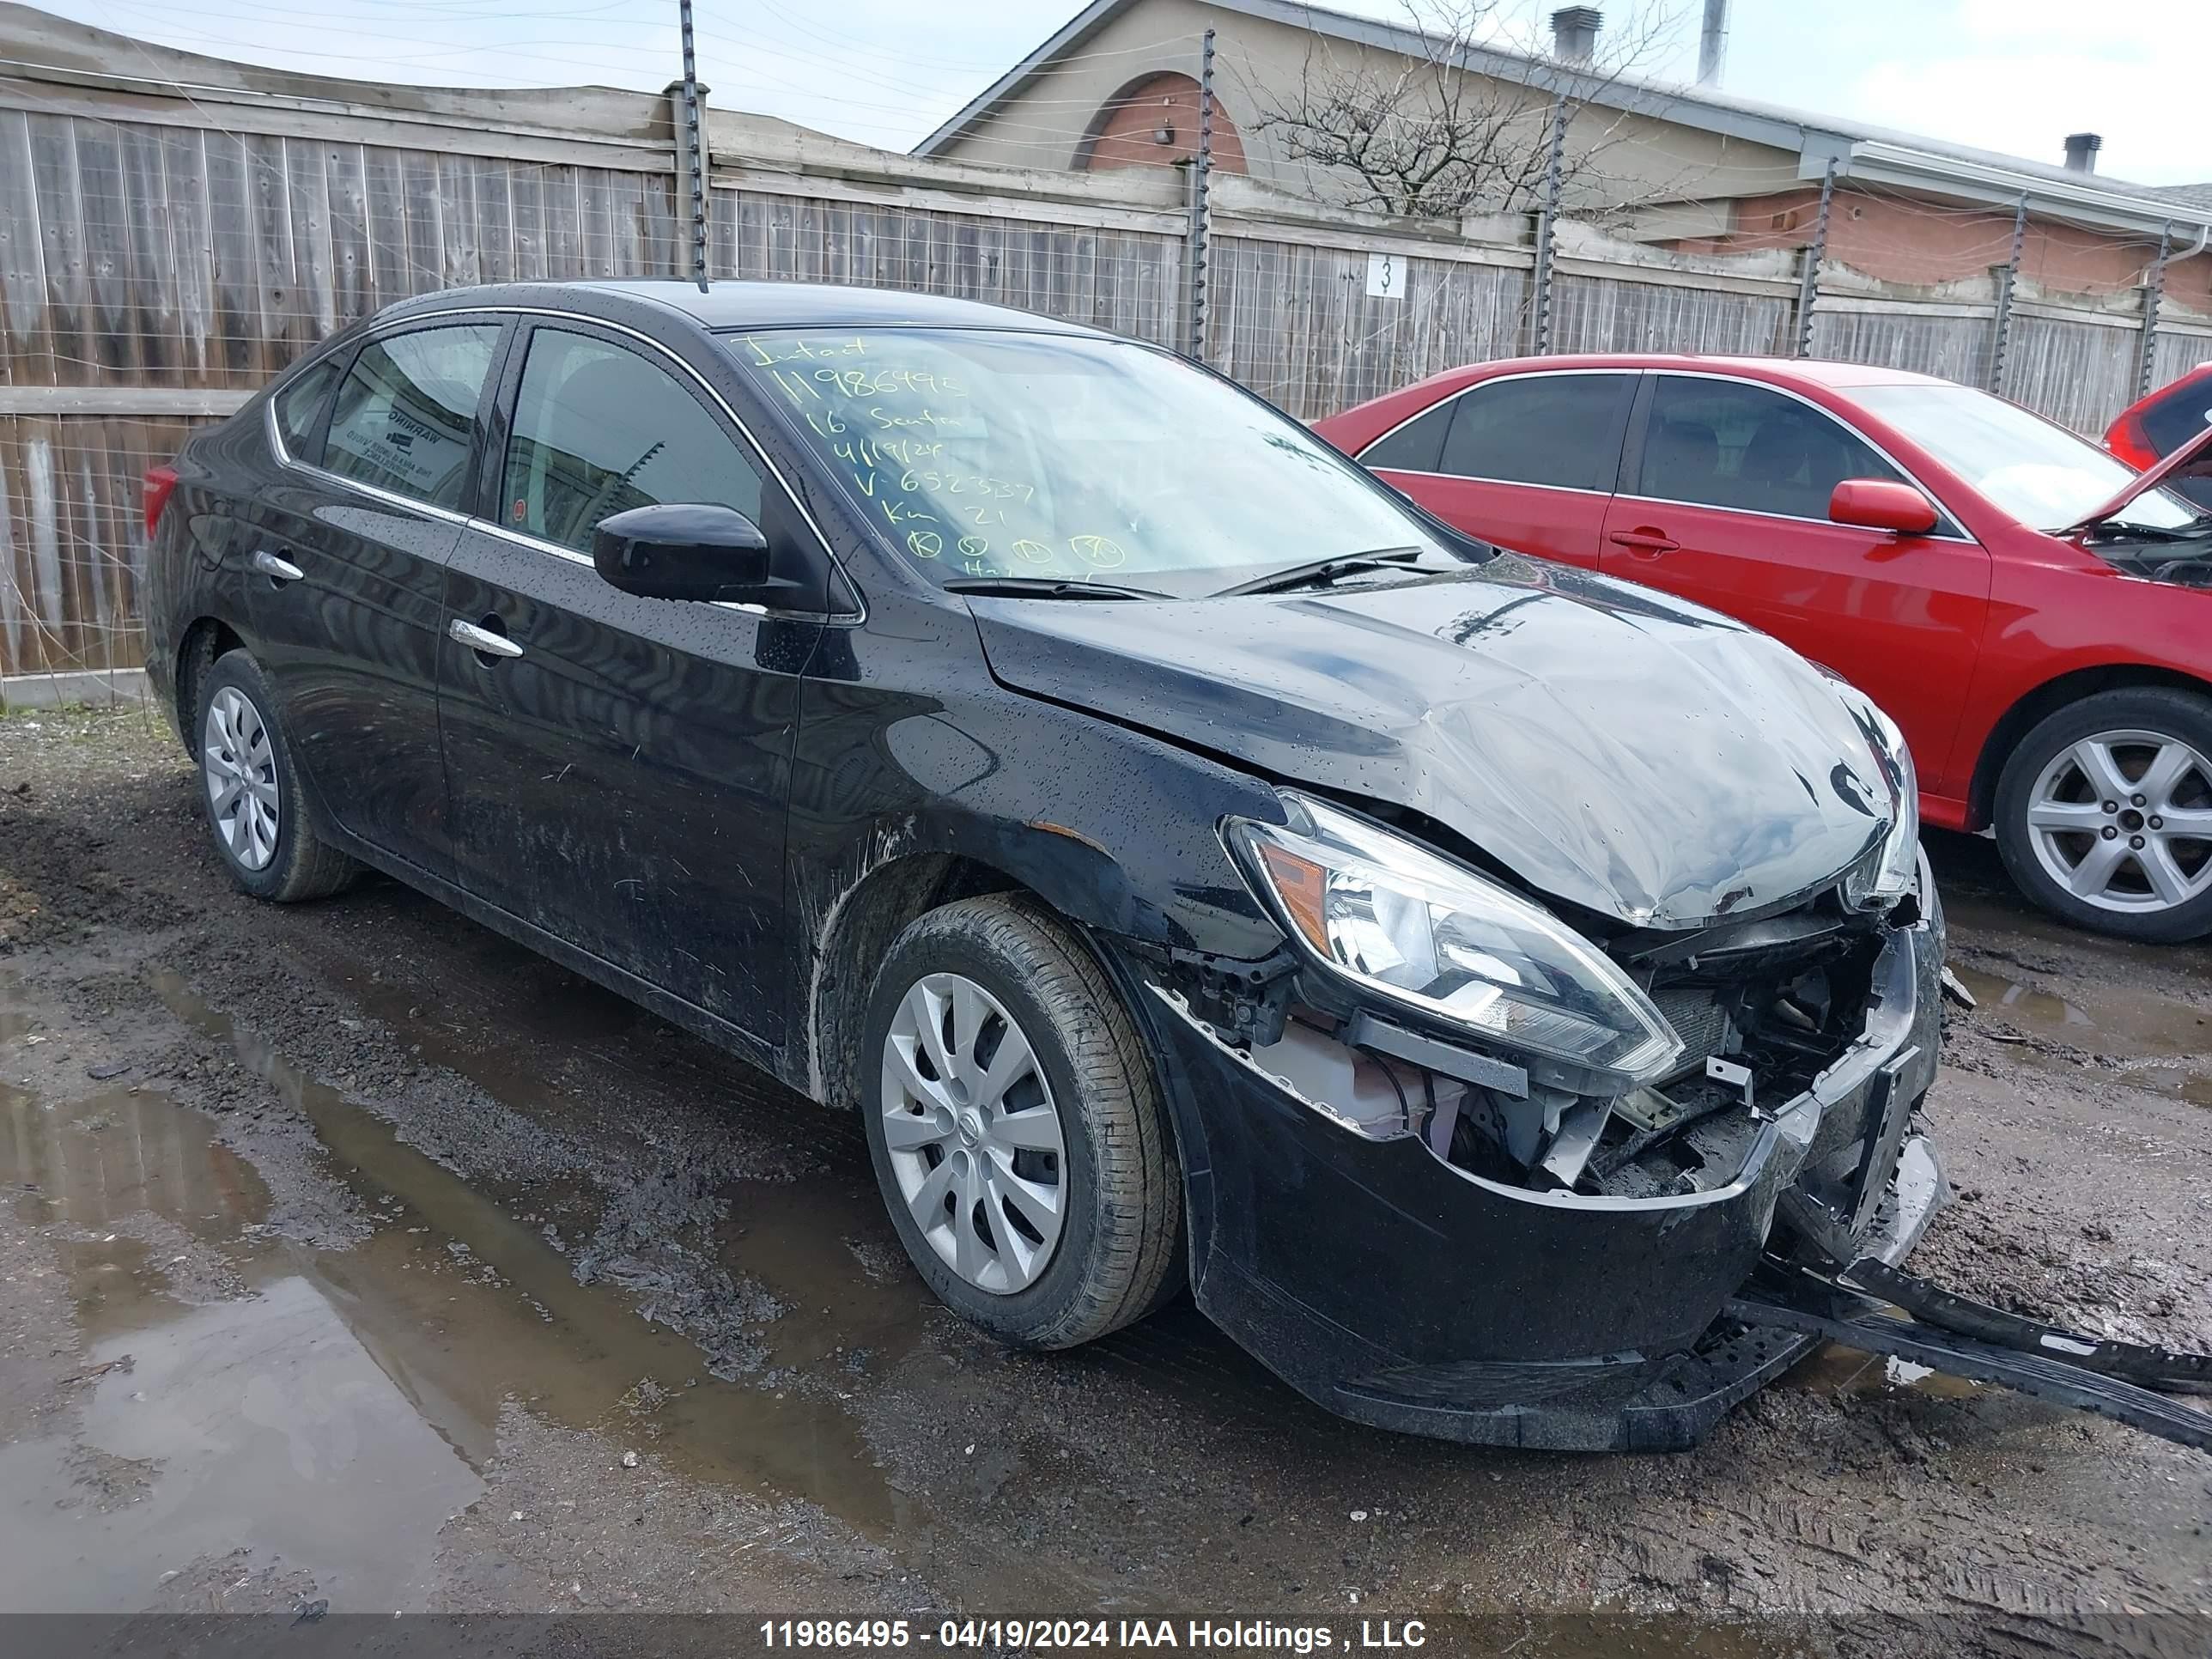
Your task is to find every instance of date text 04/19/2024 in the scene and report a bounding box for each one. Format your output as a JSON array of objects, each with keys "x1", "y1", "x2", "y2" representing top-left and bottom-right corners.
[{"x1": 757, "y1": 1620, "x2": 1431, "y2": 1650}]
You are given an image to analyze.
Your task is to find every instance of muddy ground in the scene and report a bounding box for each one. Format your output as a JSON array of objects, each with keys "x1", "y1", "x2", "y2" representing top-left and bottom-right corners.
[{"x1": 0, "y1": 704, "x2": 2207, "y2": 1656}]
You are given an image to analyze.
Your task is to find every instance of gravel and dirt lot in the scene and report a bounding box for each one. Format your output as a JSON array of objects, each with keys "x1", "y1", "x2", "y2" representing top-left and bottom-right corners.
[{"x1": 2, "y1": 703, "x2": 2207, "y2": 1655}]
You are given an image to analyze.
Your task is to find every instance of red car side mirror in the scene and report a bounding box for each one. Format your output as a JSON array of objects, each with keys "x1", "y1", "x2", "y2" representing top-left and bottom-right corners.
[{"x1": 1829, "y1": 478, "x2": 1939, "y2": 536}]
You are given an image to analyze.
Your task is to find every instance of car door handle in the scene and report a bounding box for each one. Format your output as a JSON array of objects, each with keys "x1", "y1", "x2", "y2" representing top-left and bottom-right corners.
[
  {"x1": 1607, "y1": 529, "x2": 1680, "y2": 556},
  {"x1": 449, "y1": 617, "x2": 523, "y2": 659},
  {"x1": 250, "y1": 549, "x2": 304, "y2": 583}
]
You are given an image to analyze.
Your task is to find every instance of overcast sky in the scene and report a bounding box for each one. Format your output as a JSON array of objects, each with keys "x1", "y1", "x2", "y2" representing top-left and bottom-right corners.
[{"x1": 43, "y1": 0, "x2": 2210, "y2": 186}]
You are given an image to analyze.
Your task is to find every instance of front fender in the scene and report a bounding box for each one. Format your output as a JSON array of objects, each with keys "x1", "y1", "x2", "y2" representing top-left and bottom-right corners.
[{"x1": 793, "y1": 678, "x2": 1291, "y2": 963}]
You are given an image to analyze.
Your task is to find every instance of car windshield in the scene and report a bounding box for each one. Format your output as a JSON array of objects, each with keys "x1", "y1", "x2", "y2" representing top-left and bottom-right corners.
[
  {"x1": 1853, "y1": 382, "x2": 2203, "y2": 533},
  {"x1": 722, "y1": 326, "x2": 1457, "y2": 596}
]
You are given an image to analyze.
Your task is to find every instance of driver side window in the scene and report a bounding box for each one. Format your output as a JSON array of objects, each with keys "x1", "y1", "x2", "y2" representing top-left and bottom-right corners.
[
  {"x1": 1638, "y1": 375, "x2": 1904, "y2": 522},
  {"x1": 502, "y1": 329, "x2": 765, "y2": 556}
]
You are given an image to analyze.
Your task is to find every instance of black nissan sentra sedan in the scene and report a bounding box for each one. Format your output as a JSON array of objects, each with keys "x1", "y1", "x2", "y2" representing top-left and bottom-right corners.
[{"x1": 140, "y1": 281, "x2": 1952, "y2": 1450}]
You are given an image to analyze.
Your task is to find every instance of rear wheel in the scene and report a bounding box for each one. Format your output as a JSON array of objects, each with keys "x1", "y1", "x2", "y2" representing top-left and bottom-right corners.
[
  {"x1": 197, "y1": 649, "x2": 361, "y2": 903},
  {"x1": 1994, "y1": 688, "x2": 2212, "y2": 941},
  {"x1": 860, "y1": 895, "x2": 1182, "y2": 1349}
]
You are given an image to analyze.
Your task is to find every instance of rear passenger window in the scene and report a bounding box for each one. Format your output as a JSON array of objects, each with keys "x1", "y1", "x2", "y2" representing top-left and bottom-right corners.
[
  {"x1": 501, "y1": 328, "x2": 764, "y2": 556},
  {"x1": 1638, "y1": 375, "x2": 1903, "y2": 520},
  {"x1": 2140, "y1": 375, "x2": 2212, "y2": 459},
  {"x1": 272, "y1": 356, "x2": 341, "y2": 462},
  {"x1": 1437, "y1": 374, "x2": 1632, "y2": 491},
  {"x1": 1358, "y1": 400, "x2": 1452, "y2": 472},
  {"x1": 322, "y1": 324, "x2": 501, "y2": 512}
]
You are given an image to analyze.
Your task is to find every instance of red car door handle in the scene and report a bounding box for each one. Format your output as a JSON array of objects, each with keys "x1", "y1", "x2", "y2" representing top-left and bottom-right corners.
[{"x1": 1608, "y1": 528, "x2": 1680, "y2": 556}]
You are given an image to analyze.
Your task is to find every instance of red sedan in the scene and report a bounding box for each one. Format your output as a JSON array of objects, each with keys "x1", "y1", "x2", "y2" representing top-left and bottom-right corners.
[
  {"x1": 1315, "y1": 355, "x2": 2212, "y2": 940},
  {"x1": 2106, "y1": 361, "x2": 2212, "y2": 510}
]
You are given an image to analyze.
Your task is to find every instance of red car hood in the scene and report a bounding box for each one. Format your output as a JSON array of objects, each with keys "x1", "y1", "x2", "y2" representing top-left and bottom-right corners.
[{"x1": 2074, "y1": 416, "x2": 2212, "y2": 531}]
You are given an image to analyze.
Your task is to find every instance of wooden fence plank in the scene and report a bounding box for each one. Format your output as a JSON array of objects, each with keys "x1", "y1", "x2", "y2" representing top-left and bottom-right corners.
[
  {"x1": 398, "y1": 149, "x2": 442, "y2": 299},
  {"x1": 362, "y1": 145, "x2": 408, "y2": 307},
  {"x1": 437, "y1": 154, "x2": 480, "y2": 289},
  {"x1": 325, "y1": 143, "x2": 372, "y2": 327},
  {"x1": 288, "y1": 137, "x2": 337, "y2": 343},
  {"x1": 118, "y1": 124, "x2": 174, "y2": 383},
  {"x1": 201, "y1": 131, "x2": 257, "y2": 382},
  {"x1": 244, "y1": 132, "x2": 300, "y2": 375},
  {"x1": 510, "y1": 163, "x2": 547, "y2": 283},
  {"x1": 0, "y1": 112, "x2": 51, "y2": 386},
  {"x1": 27, "y1": 113, "x2": 87, "y2": 388},
  {"x1": 476, "y1": 156, "x2": 515, "y2": 286}
]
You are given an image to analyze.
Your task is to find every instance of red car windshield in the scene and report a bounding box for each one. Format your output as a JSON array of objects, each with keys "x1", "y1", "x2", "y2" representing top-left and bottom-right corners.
[{"x1": 1855, "y1": 383, "x2": 2203, "y2": 533}]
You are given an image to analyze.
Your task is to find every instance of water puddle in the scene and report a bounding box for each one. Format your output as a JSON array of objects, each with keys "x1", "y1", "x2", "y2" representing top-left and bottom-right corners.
[
  {"x1": 1950, "y1": 961, "x2": 2212, "y2": 1107},
  {"x1": 1950, "y1": 966, "x2": 2096, "y2": 1032},
  {"x1": 1788, "y1": 1342, "x2": 1981, "y2": 1401},
  {"x1": 3, "y1": 1084, "x2": 268, "y2": 1341},
  {"x1": 1944, "y1": 887, "x2": 2212, "y2": 985},
  {"x1": 0, "y1": 962, "x2": 951, "y2": 1611},
  {"x1": 0, "y1": 1078, "x2": 481, "y2": 1612},
  {"x1": 140, "y1": 968, "x2": 917, "y2": 1524}
]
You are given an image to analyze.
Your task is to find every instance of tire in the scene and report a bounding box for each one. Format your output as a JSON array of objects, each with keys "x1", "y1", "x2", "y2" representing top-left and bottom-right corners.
[
  {"x1": 860, "y1": 894, "x2": 1183, "y2": 1349},
  {"x1": 195, "y1": 648, "x2": 361, "y2": 903},
  {"x1": 1993, "y1": 686, "x2": 2212, "y2": 942}
]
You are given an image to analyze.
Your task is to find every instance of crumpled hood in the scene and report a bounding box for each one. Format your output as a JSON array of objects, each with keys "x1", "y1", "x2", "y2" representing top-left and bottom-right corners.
[{"x1": 969, "y1": 554, "x2": 1898, "y2": 928}]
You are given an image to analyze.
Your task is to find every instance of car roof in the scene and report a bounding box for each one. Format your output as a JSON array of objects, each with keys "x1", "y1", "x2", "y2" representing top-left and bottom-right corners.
[
  {"x1": 375, "y1": 279, "x2": 1110, "y2": 337},
  {"x1": 1454, "y1": 353, "x2": 1958, "y2": 389}
]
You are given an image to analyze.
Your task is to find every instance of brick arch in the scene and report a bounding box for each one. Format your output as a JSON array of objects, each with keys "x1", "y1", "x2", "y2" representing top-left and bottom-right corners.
[{"x1": 1073, "y1": 70, "x2": 1247, "y2": 175}]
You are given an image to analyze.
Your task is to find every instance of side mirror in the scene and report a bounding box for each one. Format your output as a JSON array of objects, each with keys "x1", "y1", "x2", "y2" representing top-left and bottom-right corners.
[
  {"x1": 1828, "y1": 478, "x2": 1939, "y2": 536},
  {"x1": 593, "y1": 502, "x2": 775, "y2": 604}
]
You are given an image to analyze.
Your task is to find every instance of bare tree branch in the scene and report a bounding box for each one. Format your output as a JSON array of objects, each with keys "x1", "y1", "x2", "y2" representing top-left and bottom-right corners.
[{"x1": 1245, "y1": 2, "x2": 1686, "y2": 222}]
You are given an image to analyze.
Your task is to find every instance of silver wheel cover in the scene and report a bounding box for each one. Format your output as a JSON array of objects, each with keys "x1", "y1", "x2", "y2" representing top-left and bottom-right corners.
[
  {"x1": 2025, "y1": 727, "x2": 2212, "y2": 915},
  {"x1": 203, "y1": 685, "x2": 280, "y2": 872},
  {"x1": 880, "y1": 972, "x2": 1067, "y2": 1295}
]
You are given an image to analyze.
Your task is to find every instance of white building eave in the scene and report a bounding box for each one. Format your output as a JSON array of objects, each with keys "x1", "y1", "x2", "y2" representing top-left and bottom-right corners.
[{"x1": 1827, "y1": 141, "x2": 2212, "y2": 244}]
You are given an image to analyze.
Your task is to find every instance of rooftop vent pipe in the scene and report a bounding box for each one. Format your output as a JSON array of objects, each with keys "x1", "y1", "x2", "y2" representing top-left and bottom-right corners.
[
  {"x1": 2063, "y1": 132, "x2": 2102, "y2": 173},
  {"x1": 1697, "y1": 0, "x2": 1729, "y2": 87},
  {"x1": 1551, "y1": 7, "x2": 1602, "y2": 64}
]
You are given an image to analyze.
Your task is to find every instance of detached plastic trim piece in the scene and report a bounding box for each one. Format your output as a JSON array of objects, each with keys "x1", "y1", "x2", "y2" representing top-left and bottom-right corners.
[
  {"x1": 1724, "y1": 1289, "x2": 2212, "y2": 1453},
  {"x1": 1842, "y1": 1255, "x2": 2212, "y2": 1397}
]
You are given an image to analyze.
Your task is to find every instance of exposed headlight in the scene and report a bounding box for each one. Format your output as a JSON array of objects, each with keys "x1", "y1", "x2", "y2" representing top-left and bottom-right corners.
[
  {"x1": 1227, "y1": 793, "x2": 1682, "y2": 1087},
  {"x1": 1845, "y1": 699, "x2": 1920, "y2": 908}
]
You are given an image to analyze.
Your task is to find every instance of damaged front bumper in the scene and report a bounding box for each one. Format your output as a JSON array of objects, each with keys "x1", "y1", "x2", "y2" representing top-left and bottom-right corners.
[{"x1": 1122, "y1": 893, "x2": 1948, "y2": 1452}]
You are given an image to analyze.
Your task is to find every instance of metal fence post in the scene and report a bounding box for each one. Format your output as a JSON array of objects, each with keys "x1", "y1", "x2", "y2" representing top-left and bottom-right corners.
[
  {"x1": 1793, "y1": 159, "x2": 1834, "y2": 358},
  {"x1": 1186, "y1": 27, "x2": 1215, "y2": 361},
  {"x1": 2138, "y1": 221, "x2": 2171, "y2": 401},
  {"x1": 1529, "y1": 94, "x2": 1570, "y2": 355},
  {"x1": 1988, "y1": 192, "x2": 2028, "y2": 393},
  {"x1": 678, "y1": 0, "x2": 708, "y2": 289}
]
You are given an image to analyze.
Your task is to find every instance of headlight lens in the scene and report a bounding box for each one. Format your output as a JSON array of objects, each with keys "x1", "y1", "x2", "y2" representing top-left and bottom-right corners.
[
  {"x1": 1228, "y1": 793, "x2": 1682, "y2": 1085},
  {"x1": 1847, "y1": 700, "x2": 1920, "y2": 908}
]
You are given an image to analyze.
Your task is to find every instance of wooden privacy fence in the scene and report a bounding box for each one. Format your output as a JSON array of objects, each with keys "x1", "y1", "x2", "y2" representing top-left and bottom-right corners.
[{"x1": 5, "y1": 12, "x2": 2212, "y2": 683}]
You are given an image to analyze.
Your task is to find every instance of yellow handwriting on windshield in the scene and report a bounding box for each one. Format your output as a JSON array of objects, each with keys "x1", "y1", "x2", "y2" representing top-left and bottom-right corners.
[
  {"x1": 740, "y1": 339, "x2": 1063, "y2": 573},
  {"x1": 1070, "y1": 535, "x2": 1127, "y2": 568},
  {"x1": 739, "y1": 335, "x2": 867, "y2": 366}
]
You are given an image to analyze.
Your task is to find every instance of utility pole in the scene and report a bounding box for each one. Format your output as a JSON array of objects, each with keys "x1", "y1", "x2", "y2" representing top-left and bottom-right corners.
[
  {"x1": 678, "y1": 0, "x2": 708, "y2": 290},
  {"x1": 1187, "y1": 27, "x2": 1216, "y2": 360},
  {"x1": 1794, "y1": 159, "x2": 1834, "y2": 358},
  {"x1": 1528, "y1": 94, "x2": 1570, "y2": 355},
  {"x1": 1988, "y1": 192, "x2": 2028, "y2": 393},
  {"x1": 2139, "y1": 222, "x2": 2172, "y2": 401}
]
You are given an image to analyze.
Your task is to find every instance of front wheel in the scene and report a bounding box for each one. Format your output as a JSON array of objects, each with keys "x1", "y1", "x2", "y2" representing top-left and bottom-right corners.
[
  {"x1": 1993, "y1": 687, "x2": 2212, "y2": 941},
  {"x1": 860, "y1": 894, "x2": 1183, "y2": 1349}
]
